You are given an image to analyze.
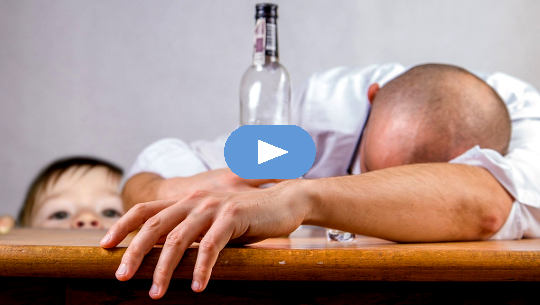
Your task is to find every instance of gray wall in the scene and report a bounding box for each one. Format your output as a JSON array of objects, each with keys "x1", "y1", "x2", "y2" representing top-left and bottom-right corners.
[{"x1": 1, "y1": 0, "x2": 539, "y2": 217}]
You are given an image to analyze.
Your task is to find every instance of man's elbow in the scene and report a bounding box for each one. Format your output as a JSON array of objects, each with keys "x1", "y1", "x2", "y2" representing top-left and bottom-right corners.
[
  {"x1": 469, "y1": 173, "x2": 514, "y2": 240},
  {"x1": 475, "y1": 204, "x2": 510, "y2": 240},
  {"x1": 476, "y1": 213, "x2": 505, "y2": 240}
]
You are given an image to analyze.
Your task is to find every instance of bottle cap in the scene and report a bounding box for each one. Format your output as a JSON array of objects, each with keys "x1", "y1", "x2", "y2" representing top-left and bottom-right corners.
[{"x1": 255, "y1": 3, "x2": 278, "y2": 19}]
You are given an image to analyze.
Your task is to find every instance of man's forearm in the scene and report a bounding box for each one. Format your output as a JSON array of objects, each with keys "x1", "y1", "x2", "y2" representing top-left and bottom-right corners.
[
  {"x1": 122, "y1": 173, "x2": 164, "y2": 210},
  {"x1": 121, "y1": 169, "x2": 272, "y2": 210},
  {"x1": 301, "y1": 163, "x2": 513, "y2": 242},
  {"x1": 122, "y1": 173, "x2": 200, "y2": 210}
]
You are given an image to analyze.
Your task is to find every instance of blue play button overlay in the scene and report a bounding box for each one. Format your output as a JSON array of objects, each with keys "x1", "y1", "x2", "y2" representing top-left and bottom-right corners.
[{"x1": 224, "y1": 125, "x2": 316, "y2": 179}]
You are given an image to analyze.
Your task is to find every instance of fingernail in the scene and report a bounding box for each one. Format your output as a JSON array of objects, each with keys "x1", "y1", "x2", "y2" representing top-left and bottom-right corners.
[
  {"x1": 116, "y1": 263, "x2": 127, "y2": 276},
  {"x1": 149, "y1": 283, "x2": 160, "y2": 297},
  {"x1": 100, "y1": 233, "x2": 111, "y2": 245},
  {"x1": 192, "y1": 280, "x2": 201, "y2": 291}
]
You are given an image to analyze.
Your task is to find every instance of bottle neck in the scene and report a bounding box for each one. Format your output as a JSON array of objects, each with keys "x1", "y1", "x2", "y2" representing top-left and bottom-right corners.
[{"x1": 252, "y1": 17, "x2": 279, "y2": 65}]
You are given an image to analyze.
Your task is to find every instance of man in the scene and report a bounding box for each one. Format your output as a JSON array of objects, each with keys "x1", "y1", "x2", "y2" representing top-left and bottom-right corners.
[{"x1": 101, "y1": 63, "x2": 540, "y2": 299}]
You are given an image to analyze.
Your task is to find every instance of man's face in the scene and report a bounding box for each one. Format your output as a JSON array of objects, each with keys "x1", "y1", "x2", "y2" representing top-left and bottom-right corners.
[{"x1": 30, "y1": 166, "x2": 123, "y2": 229}]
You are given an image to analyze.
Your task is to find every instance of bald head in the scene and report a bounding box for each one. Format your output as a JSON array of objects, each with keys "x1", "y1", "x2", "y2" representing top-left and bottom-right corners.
[{"x1": 360, "y1": 63, "x2": 511, "y2": 172}]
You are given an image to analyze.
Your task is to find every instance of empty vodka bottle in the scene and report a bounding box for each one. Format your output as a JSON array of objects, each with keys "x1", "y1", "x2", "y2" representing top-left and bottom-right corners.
[
  {"x1": 239, "y1": 3, "x2": 290, "y2": 125},
  {"x1": 327, "y1": 229, "x2": 356, "y2": 242}
]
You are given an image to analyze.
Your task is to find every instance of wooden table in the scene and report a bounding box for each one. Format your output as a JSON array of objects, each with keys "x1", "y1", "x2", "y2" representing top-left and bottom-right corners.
[{"x1": 1, "y1": 228, "x2": 539, "y2": 304}]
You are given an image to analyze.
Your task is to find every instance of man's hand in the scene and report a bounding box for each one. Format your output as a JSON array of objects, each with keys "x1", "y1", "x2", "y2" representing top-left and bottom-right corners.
[
  {"x1": 122, "y1": 168, "x2": 282, "y2": 209},
  {"x1": 101, "y1": 180, "x2": 309, "y2": 299},
  {"x1": 160, "y1": 168, "x2": 281, "y2": 197}
]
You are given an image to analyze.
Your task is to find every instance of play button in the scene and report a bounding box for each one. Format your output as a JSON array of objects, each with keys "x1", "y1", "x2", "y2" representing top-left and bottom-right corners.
[
  {"x1": 258, "y1": 140, "x2": 288, "y2": 164},
  {"x1": 224, "y1": 125, "x2": 316, "y2": 179}
]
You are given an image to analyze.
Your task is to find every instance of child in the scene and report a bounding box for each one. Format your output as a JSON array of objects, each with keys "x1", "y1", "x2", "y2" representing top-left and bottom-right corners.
[
  {"x1": 17, "y1": 157, "x2": 124, "y2": 229},
  {"x1": 0, "y1": 215, "x2": 15, "y2": 234}
]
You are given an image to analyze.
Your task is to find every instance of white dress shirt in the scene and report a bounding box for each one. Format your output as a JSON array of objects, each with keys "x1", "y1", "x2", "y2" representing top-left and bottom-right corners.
[{"x1": 126, "y1": 63, "x2": 540, "y2": 240}]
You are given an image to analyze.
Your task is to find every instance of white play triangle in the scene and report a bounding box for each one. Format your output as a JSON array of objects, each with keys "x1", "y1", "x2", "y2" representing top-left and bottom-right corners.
[{"x1": 258, "y1": 140, "x2": 288, "y2": 164}]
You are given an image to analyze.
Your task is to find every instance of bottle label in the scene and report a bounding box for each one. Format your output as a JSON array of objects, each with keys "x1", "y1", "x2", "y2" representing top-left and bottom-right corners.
[
  {"x1": 253, "y1": 19, "x2": 266, "y2": 65},
  {"x1": 265, "y1": 23, "x2": 276, "y2": 53}
]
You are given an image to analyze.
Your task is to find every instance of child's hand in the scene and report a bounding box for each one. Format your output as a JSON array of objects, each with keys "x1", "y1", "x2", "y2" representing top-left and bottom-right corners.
[{"x1": 0, "y1": 215, "x2": 15, "y2": 234}]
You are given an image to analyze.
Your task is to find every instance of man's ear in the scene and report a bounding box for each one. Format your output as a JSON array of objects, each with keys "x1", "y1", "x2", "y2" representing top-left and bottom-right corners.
[{"x1": 367, "y1": 83, "x2": 380, "y2": 105}]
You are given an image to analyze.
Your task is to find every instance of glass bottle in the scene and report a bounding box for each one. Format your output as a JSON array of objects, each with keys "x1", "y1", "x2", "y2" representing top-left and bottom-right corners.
[
  {"x1": 240, "y1": 3, "x2": 290, "y2": 125},
  {"x1": 327, "y1": 229, "x2": 356, "y2": 242}
]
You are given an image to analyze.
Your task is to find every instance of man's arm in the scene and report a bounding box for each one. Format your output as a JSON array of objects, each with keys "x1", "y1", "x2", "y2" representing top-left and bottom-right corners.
[
  {"x1": 103, "y1": 163, "x2": 513, "y2": 298},
  {"x1": 304, "y1": 163, "x2": 513, "y2": 242},
  {"x1": 122, "y1": 169, "x2": 281, "y2": 210},
  {"x1": 121, "y1": 137, "x2": 228, "y2": 209},
  {"x1": 122, "y1": 173, "x2": 166, "y2": 210}
]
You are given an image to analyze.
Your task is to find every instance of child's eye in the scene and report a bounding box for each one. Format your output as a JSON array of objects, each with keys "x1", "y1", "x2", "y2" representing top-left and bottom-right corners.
[
  {"x1": 102, "y1": 209, "x2": 122, "y2": 218},
  {"x1": 48, "y1": 211, "x2": 69, "y2": 220}
]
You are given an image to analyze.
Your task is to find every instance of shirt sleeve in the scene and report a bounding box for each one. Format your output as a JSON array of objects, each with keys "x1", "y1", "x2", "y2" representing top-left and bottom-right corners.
[
  {"x1": 449, "y1": 71, "x2": 540, "y2": 240},
  {"x1": 450, "y1": 118, "x2": 540, "y2": 240},
  {"x1": 125, "y1": 136, "x2": 227, "y2": 181}
]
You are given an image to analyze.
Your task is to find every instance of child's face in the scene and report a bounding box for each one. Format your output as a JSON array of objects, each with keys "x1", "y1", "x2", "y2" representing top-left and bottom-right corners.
[{"x1": 30, "y1": 166, "x2": 123, "y2": 229}]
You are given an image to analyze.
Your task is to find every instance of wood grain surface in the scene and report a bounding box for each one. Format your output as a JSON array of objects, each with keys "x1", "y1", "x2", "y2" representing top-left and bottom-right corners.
[{"x1": 1, "y1": 228, "x2": 539, "y2": 281}]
